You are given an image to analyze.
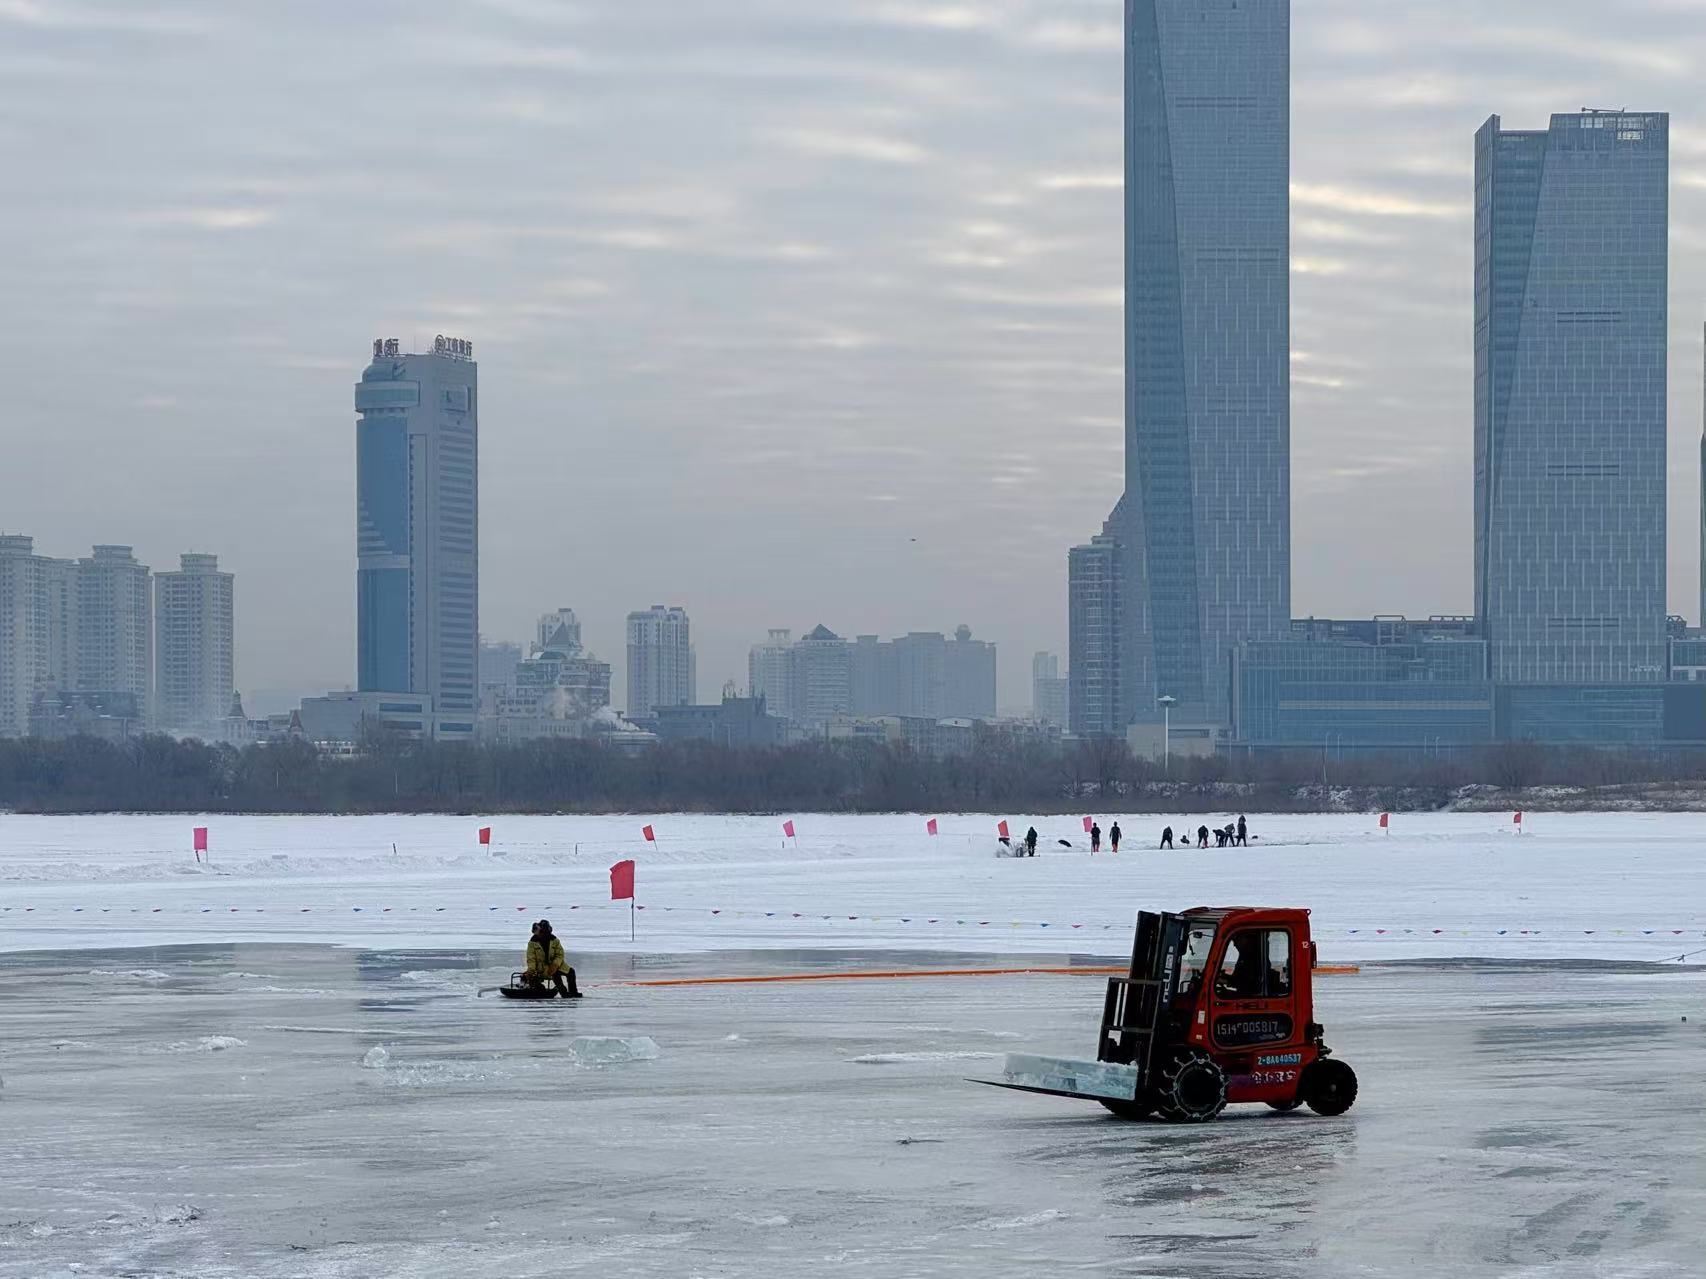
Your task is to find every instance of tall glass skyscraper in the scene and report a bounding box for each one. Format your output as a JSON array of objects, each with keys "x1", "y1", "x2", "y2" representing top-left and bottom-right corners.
[
  {"x1": 1474, "y1": 112, "x2": 1668, "y2": 684},
  {"x1": 1123, "y1": 0, "x2": 1291, "y2": 730},
  {"x1": 355, "y1": 337, "x2": 479, "y2": 737}
]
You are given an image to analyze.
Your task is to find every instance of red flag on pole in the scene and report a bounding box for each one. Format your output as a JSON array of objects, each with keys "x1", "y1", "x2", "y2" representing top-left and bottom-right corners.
[
  {"x1": 1082, "y1": 816, "x2": 1093, "y2": 833},
  {"x1": 478, "y1": 826, "x2": 491, "y2": 846},
  {"x1": 782, "y1": 819, "x2": 796, "y2": 839},
  {"x1": 1378, "y1": 812, "x2": 1389, "y2": 829},
  {"x1": 642, "y1": 824, "x2": 656, "y2": 843},
  {"x1": 1512, "y1": 811, "x2": 1523, "y2": 824},
  {"x1": 193, "y1": 826, "x2": 208, "y2": 852},
  {"x1": 610, "y1": 859, "x2": 636, "y2": 901},
  {"x1": 926, "y1": 818, "x2": 938, "y2": 836},
  {"x1": 997, "y1": 820, "x2": 1010, "y2": 840}
]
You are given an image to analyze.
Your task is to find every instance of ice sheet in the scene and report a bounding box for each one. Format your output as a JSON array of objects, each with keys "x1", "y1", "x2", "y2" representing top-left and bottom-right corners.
[
  {"x1": 2, "y1": 811, "x2": 1704, "y2": 961},
  {"x1": 1, "y1": 945, "x2": 1703, "y2": 1278}
]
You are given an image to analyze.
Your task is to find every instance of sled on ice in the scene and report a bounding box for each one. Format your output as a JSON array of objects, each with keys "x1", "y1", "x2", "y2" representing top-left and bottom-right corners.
[
  {"x1": 975, "y1": 907, "x2": 1357, "y2": 1122},
  {"x1": 498, "y1": 971, "x2": 585, "y2": 1000}
]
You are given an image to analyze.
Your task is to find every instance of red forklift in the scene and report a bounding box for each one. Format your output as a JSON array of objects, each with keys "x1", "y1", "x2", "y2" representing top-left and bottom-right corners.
[{"x1": 980, "y1": 907, "x2": 1357, "y2": 1122}]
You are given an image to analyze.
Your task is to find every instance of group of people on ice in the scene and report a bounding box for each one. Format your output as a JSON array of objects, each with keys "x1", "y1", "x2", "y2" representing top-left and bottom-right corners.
[{"x1": 1158, "y1": 815, "x2": 1250, "y2": 850}]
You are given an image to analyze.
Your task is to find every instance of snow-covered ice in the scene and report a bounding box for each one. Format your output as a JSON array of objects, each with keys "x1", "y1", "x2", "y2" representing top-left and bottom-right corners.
[{"x1": 3, "y1": 810, "x2": 1704, "y2": 961}]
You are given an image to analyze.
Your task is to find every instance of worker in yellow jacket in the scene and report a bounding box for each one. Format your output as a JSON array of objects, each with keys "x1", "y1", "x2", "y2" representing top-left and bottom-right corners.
[{"x1": 525, "y1": 919, "x2": 581, "y2": 997}]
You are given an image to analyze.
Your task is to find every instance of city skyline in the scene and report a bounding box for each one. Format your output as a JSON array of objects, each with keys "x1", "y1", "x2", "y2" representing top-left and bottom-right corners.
[{"x1": 8, "y1": 1, "x2": 1706, "y2": 713}]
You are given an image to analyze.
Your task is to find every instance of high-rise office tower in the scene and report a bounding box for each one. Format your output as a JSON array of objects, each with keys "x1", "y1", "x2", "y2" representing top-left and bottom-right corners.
[
  {"x1": 627, "y1": 605, "x2": 693, "y2": 717},
  {"x1": 154, "y1": 553, "x2": 234, "y2": 734},
  {"x1": 944, "y1": 625, "x2": 996, "y2": 720},
  {"x1": 1474, "y1": 112, "x2": 1668, "y2": 683},
  {"x1": 77, "y1": 544, "x2": 152, "y2": 720},
  {"x1": 355, "y1": 336, "x2": 479, "y2": 737},
  {"x1": 1069, "y1": 527, "x2": 1123, "y2": 736},
  {"x1": 1123, "y1": 0, "x2": 1290, "y2": 729}
]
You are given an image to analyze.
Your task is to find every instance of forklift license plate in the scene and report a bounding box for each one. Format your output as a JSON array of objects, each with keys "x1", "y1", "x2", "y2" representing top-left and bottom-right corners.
[{"x1": 1214, "y1": 1014, "x2": 1293, "y2": 1046}]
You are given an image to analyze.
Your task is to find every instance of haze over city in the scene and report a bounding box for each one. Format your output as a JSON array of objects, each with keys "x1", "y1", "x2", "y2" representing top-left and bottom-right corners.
[{"x1": 6, "y1": 0, "x2": 1706, "y2": 711}]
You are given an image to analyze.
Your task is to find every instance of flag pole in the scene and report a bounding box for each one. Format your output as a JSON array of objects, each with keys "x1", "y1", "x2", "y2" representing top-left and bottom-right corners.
[{"x1": 630, "y1": 899, "x2": 635, "y2": 943}]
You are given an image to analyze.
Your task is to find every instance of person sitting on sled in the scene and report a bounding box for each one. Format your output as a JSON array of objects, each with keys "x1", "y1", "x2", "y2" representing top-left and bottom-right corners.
[{"x1": 525, "y1": 919, "x2": 581, "y2": 997}]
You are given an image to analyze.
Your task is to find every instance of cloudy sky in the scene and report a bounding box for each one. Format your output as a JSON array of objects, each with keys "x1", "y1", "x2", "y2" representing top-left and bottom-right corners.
[{"x1": 5, "y1": 0, "x2": 1706, "y2": 712}]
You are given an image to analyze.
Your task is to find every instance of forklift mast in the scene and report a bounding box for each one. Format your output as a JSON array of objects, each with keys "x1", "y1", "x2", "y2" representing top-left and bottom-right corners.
[{"x1": 1097, "y1": 910, "x2": 1189, "y2": 1073}]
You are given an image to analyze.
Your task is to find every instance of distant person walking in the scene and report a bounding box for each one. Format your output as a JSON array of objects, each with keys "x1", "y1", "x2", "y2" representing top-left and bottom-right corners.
[
  {"x1": 1236, "y1": 815, "x2": 1248, "y2": 847},
  {"x1": 1108, "y1": 822, "x2": 1121, "y2": 854},
  {"x1": 1024, "y1": 826, "x2": 1039, "y2": 857},
  {"x1": 1090, "y1": 822, "x2": 1102, "y2": 853},
  {"x1": 1160, "y1": 826, "x2": 1174, "y2": 850}
]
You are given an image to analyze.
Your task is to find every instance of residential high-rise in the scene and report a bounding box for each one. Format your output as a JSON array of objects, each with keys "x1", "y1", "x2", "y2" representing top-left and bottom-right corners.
[
  {"x1": 1069, "y1": 528, "x2": 1122, "y2": 737},
  {"x1": 627, "y1": 605, "x2": 693, "y2": 717},
  {"x1": 748, "y1": 629, "x2": 795, "y2": 722},
  {"x1": 944, "y1": 625, "x2": 996, "y2": 720},
  {"x1": 794, "y1": 624, "x2": 852, "y2": 728},
  {"x1": 0, "y1": 535, "x2": 77, "y2": 736},
  {"x1": 1032, "y1": 651, "x2": 1068, "y2": 728},
  {"x1": 1123, "y1": 0, "x2": 1290, "y2": 729},
  {"x1": 154, "y1": 553, "x2": 234, "y2": 734},
  {"x1": 77, "y1": 544, "x2": 152, "y2": 722},
  {"x1": 1474, "y1": 112, "x2": 1669, "y2": 683},
  {"x1": 355, "y1": 336, "x2": 479, "y2": 738}
]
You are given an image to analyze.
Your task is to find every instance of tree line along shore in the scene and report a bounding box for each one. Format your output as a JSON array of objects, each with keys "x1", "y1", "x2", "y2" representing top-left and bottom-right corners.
[{"x1": 4, "y1": 731, "x2": 1706, "y2": 815}]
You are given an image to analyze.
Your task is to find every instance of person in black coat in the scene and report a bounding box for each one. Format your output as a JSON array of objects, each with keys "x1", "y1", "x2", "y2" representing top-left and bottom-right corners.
[{"x1": 1160, "y1": 826, "x2": 1174, "y2": 849}]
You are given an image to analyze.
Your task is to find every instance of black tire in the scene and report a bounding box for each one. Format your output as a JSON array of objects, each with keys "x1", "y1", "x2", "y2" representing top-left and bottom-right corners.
[
  {"x1": 1266, "y1": 1098, "x2": 1303, "y2": 1112},
  {"x1": 1099, "y1": 1098, "x2": 1155, "y2": 1121},
  {"x1": 1154, "y1": 1049, "x2": 1227, "y2": 1123},
  {"x1": 1301, "y1": 1058, "x2": 1358, "y2": 1116}
]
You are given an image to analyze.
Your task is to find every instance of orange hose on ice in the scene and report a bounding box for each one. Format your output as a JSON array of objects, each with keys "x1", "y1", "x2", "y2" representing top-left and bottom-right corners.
[{"x1": 608, "y1": 963, "x2": 1359, "y2": 988}]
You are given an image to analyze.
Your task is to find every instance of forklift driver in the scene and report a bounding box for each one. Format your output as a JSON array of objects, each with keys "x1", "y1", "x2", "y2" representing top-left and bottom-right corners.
[{"x1": 1216, "y1": 932, "x2": 1268, "y2": 998}]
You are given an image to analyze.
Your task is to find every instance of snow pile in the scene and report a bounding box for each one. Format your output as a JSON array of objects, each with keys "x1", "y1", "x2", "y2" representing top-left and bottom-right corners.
[
  {"x1": 162, "y1": 1036, "x2": 245, "y2": 1054},
  {"x1": 361, "y1": 1045, "x2": 389, "y2": 1069}
]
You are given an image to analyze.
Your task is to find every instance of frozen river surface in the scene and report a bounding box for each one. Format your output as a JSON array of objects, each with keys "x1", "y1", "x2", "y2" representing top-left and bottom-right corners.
[{"x1": 3, "y1": 945, "x2": 1705, "y2": 1278}]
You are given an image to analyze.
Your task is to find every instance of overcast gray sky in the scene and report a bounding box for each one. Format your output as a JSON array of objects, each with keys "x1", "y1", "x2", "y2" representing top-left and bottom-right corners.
[{"x1": 4, "y1": 0, "x2": 1706, "y2": 712}]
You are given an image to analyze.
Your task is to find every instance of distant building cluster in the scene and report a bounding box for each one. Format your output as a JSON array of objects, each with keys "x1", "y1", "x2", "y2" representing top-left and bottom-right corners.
[
  {"x1": 0, "y1": 537, "x2": 232, "y2": 742},
  {"x1": 746, "y1": 624, "x2": 997, "y2": 738},
  {"x1": 1068, "y1": 2, "x2": 1703, "y2": 755}
]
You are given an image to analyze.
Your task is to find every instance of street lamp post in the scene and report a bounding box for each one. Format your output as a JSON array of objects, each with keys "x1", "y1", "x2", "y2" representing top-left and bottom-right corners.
[{"x1": 1157, "y1": 695, "x2": 1177, "y2": 774}]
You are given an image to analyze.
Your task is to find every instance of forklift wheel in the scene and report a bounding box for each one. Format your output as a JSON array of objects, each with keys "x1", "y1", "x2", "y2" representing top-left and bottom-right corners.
[
  {"x1": 1300, "y1": 1058, "x2": 1358, "y2": 1116},
  {"x1": 1266, "y1": 1099, "x2": 1304, "y2": 1112},
  {"x1": 1098, "y1": 1098, "x2": 1155, "y2": 1121},
  {"x1": 1154, "y1": 1049, "x2": 1227, "y2": 1123}
]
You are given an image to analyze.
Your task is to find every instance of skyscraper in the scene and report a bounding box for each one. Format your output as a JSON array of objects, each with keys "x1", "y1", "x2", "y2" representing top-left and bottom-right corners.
[
  {"x1": 1069, "y1": 527, "x2": 1123, "y2": 737},
  {"x1": 1123, "y1": 0, "x2": 1290, "y2": 730},
  {"x1": 748, "y1": 629, "x2": 795, "y2": 722},
  {"x1": 154, "y1": 553, "x2": 234, "y2": 734},
  {"x1": 1474, "y1": 112, "x2": 1668, "y2": 683},
  {"x1": 627, "y1": 605, "x2": 693, "y2": 718},
  {"x1": 355, "y1": 336, "x2": 479, "y2": 738},
  {"x1": 77, "y1": 544, "x2": 152, "y2": 721}
]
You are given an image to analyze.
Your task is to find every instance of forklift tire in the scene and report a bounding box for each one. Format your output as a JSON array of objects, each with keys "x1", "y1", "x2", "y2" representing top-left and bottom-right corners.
[
  {"x1": 1266, "y1": 1099, "x2": 1304, "y2": 1112},
  {"x1": 1301, "y1": 1058, "x2": 1358, "y2": 1116},
  {"x1": 1154, "y1": 1049, "x2": 1227, "y2": 1123},
  {"x1": 1098, "y1": 1098, "x2": 1155, "y2": 1121}
]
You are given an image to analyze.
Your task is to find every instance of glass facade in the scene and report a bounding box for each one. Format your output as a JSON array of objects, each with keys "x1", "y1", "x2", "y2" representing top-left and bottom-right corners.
[
  {"x1": 1068, "y1": 521, "x2": 1122, "y2": 737},
  {"x1": 1124, "y1": 0, "x2": 1290, "y2": 729},
  {"x1": 1232, "y1": 637, "x2": 1494, "y2": 748},
  {"x1": 1474, "y1": 112, "x2": 1668, "y2": 685},
  {"x1": 354, "y1": 346, "x2": 478, "y2": 736}
]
